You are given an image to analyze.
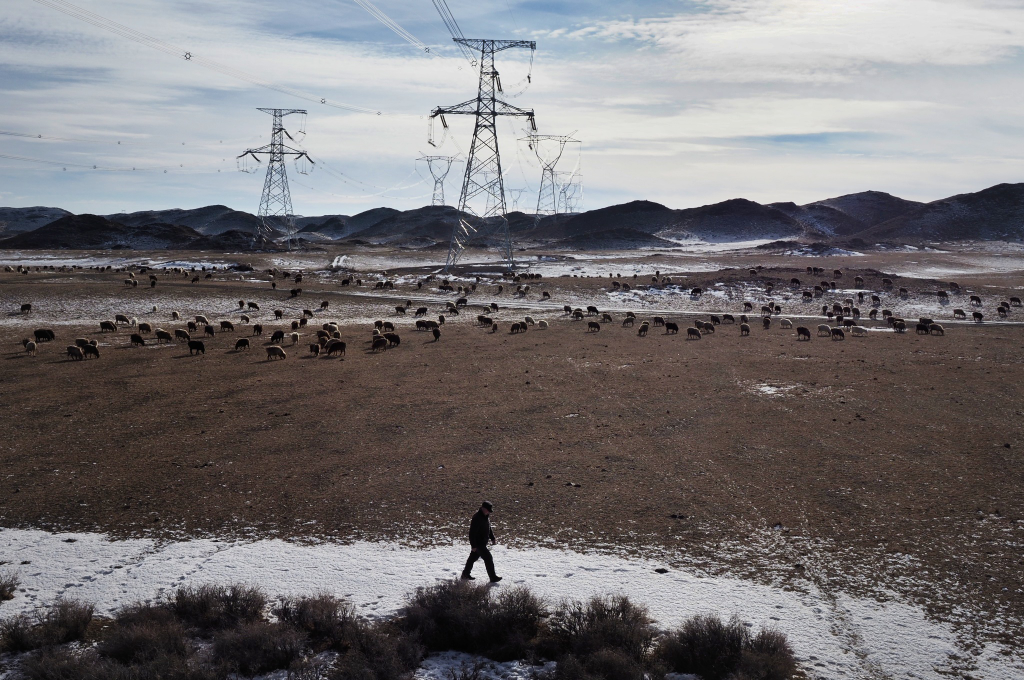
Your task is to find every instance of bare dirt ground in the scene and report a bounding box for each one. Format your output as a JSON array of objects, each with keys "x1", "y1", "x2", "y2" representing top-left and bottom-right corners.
[{"x1": 1, "y1": 245, "x2": 1023, "y2": 665}]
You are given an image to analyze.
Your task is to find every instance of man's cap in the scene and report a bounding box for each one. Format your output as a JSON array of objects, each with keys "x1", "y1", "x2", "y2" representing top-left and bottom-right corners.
[{"x1": 481, "y1": 501, "x2": 493, "y2": 511}]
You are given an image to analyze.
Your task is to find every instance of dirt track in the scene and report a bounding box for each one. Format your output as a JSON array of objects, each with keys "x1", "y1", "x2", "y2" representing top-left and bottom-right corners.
[{"x1": 1, "y1": 251, "x2": 1023, "y2": 658}]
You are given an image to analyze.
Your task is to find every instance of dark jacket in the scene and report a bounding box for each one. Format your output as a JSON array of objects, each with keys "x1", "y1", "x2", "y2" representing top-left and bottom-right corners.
[{"x1": 469, "y1": 509, "x2": 495, "y2": 549}]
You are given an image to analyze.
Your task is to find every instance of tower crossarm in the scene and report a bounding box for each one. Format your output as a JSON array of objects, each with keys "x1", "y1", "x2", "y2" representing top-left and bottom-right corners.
[{"x1": 454, "y1": 38, "x2": 535, "y2": 53}]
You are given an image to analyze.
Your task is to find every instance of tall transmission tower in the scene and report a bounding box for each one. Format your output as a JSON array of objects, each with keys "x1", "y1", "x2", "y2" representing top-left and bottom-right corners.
[
  {"x1": 429, "y1": 39, "x2": 536, "y2": 273},
  {"x1": 237, "y1": 108, "x2": 312, "y2": 244},
  {"x1": 418, "y1": 155, "x2": 457, "y2": 206},
  {"x1": 522, "y1": 133, "x2": 580, "y2": 216}
]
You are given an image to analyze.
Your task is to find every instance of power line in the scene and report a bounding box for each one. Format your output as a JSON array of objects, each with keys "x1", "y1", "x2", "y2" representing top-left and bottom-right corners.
[
  {"x1": 0, "y1": 152, "x2": 223, "y2": 173},
  {"x1": 32, "y1": 0, "x2": 383, "y2": 115},
  {"x1": 430, "y1": 0, "x2": 476, "y2": 64},
  {"x1": 351, "y1": 0, "x2": 431, "y2": 54}
]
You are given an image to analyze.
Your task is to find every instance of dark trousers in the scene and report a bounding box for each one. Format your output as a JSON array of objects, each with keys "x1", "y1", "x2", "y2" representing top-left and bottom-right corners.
[{"x1": 462, "y1": 546, "x2": 497, "y2": 579}]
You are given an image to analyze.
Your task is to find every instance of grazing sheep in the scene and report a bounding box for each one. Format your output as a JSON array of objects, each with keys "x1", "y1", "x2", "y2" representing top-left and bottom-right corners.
[
  {"x1": 851, "y1": 326, "x2": 868, "y2": 337},
  {"x1": 587, "y1": 321, "x2": 601, "y2": 332},
  {"x1": 665, "y1": 322, "x2": 679, "y2": 334},
  {"x1": 899, "y1": 288, "x2": 909, "y2": 298},
  {"x1": 288, "y1": 332, "x2": 299, "y2": 345},
  {"x1": 195, "y1": 315, "x2": 209, "y2": 326},
  {"x1": 20, "y1": 303, "x2": 31, "y2": 313},
  {"x1": 383, "y1": 332, "x2": 401, "y2": 347},
  {"x1": 970, "y1": 295, "x2": 982, "y2": 306},
  {"x1": 175, "y1": 329, "x2": 191, "y2": 342},
  {"x1": 780, "y1": 318, "x2": 793, "y2": 329},
  {"x1": 686, "y1": 327, "x2": 702, "y2": 340},
  {"x1": 831, "y1": 328, "x2": 845, "y2": 340},
  {"x1": 894, "y1": 321, "x2": 907, "y2": 333},
  {"x1": 204, "y1": 325, "x2": 216, "y2": 337},
  {"x1": 374, "y1": 320, "x2": 384, "y2": 330},
  {"x1": 1011, "y1": 297, "x2": 1022, "y2": 307},
  {"x1": 740, "y1": 323, "x2": 750, "y2": 336},
  {"x1": 137, "y1": 322, "x2": 152, "y2": 334},
  {"x1": 309, "y1": 343, "x2": 321, "y2": 356},
  {"x1": 622, "y1": 318, "x2": 634, "y2": 327},
  {"x1": 882, "y1": 309, "x2": 893, "y2": 319},
  {"x1": 743, "y1": 302, "x2": 753, "y2": 312},
  {"x1": 266, "y1": 346, "x2": 287, "y2": 360},
  {"x1": 172, "y1": 311, "x2": 181, "y2": 320},
  {"x1": 381, "y1": 321, "x2": 395, "y2": 333},
  {"x1": 115, "y1": 314, "x2": 132, "y2": 326},
  {"x1": 25, "y1": 340, "x2": 37, "y2": 355},
  {"x1": 321, "y1": 300, "x2": 329, "y2": 310},
  {"x1": 915, "y1": 323, "x2": 929, "y2": 335},
  {"x1": 929, "y1": 323, "x2": 945, "y2": 336},
  {"x1": 586, "y1": 305, "x2": 599, "y2": 316},
  {"x1": 100, "y1": 320, "x2": 117, "y2": 332},
  {"x1": 156, "y1": 329, "x2": 173, "y2": 343},
  {"x1": 248, "y1": 302, "x2": 260, "y2": 310},
  {"x1": 291, "y1": 320, "x2": 300, "y2": 331},
  {"x1": 797, "y1": 327, "x2": 811, "y2": 341},
  {"x1": 761, "y1": 305, "x2": 772, "y2": 317},
  {"x1": 973, "y1": 311, "x2": 984, "y2": 322},
  {"x1": 432, "y1": 327, "x2": 441, "y2": 341},
  {"x1": 510, "y1": 322, "x2": 523, "y2": 334},
  {"x1": 326, "y1": 339, "x2": 346, "y2": 356},
  {"x1": 130, "y1": 333, "x2": 146, "y2": 346},
  {"x1": 491, "y1": 323, "x2": 498, "y2": 333},
  {"x1": 67, "y1": 345, "x2": 85, "y2": 361},
  {"x1": 720, "y1": 314, "x2": 734, "y2": 324},
  {"x1": 303, "y1": 309, "x2": 314, "y2": 318},
  {"x1": 700, "y1": 321, "x2": 714, "y2": 333},
  {"x1": 187, "y1": 321, "x2": 197, "y2": 332},
  {"x1": 998, "y1": 307, "x2": 1008, "y2": 318},
  {"x1": 637, "y1": 323, "x2": 649, "y2": 337},
  {"x1": 271, "y1": 330, "x2": 285, "y2": 343},
  {"x1": 690, "y1": 287, "x2": 703, "y2": 296},
  {"x1": 217, "y1": 321, "x2": 234, "y2": 332},
  {"x1": 253, "y1": 324, "x2": 264, "y2": 336},
  {"x1": 817, "y1": 324, "x2": 831, "y2": 336},
  {"x1": 415, "y1": 307, "x2": 428, "y2": 317},
  {"x1": 396, "y1": 305, "x2": 407, "y2": 315},
  {"x1": 762, "y1": 317, "x2": 771, "y2": 330}
]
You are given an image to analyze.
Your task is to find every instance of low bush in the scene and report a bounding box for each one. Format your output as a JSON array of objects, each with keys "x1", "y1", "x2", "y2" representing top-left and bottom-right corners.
[
  {"x1": 329, "y1": 620, "x2": 423, "y2": 680},
  {"x1": 0, "y1": 599, "x2": 94, "y2": 652},
  {"x1": 656, "y1": 614, "x2": 796, "y2": 680},
  {"x1": 97, "y1": 604, "x2": 189, "y2": 664},
  {"x1": 212, "y1": 621, "x2": 307, "y2": 676},
  {"x1": 0, "y1": 571, "x2": 18, "y2": 601},
  {"x1": 273, "y1": 591, "x2": 355, "y2": 648},
  {"x1": 543, "y1": 595, "x2": 655, "y2": 663},
  {"x1": 400, "y1": 580, "x2": 544, "y2": 660},
  {"x1": 21, "y1": 645, "x2": 218, "y2": 680},
  {"x1": 171, "y1": 583, "x2": 266, "y2": 632}
]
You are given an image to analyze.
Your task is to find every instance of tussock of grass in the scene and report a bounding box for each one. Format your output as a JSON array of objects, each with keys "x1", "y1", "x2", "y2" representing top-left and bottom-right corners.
[
  {"x1": 0, "y1": 598, "x2": 93, "y2": 653},
  {"x1": 543, "y1": 595, "x2": 655, "y2": 663},
  {"x1": 97, "y1": 604, "x2": 189, "y2": 664},
  {"x1": 656, "y1": 614, "x2": 797, "y2": 680},
  {"x1": 212, "y1": 621, "x2": 306, "y2": 676},
  {"x1": 273, "y1": 591, "x2": 355, "y2": 647}
]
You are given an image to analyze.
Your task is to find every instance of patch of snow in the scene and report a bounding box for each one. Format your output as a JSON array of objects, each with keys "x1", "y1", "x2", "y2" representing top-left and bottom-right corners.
[{"x1": 414, "y1": 651, "x2": 553, "y2": 679}]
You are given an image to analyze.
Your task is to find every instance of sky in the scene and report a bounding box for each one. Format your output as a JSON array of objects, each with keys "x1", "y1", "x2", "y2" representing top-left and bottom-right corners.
[{"x1": 2, "y1": 0, "x2": 1024, "y2": 217}]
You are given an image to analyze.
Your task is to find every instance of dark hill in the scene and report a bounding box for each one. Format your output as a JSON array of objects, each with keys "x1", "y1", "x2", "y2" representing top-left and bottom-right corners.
[
  {"x1": 0, "y1": 206, "x2": 72, "y2": 235},
  {"x1": 526, "y1": 201, "x2": 673, "y2": 240},
  {"x1": 0, "y1": 215, "x2": 201, "y2": 249},
  {"x1": 659, "y1": 198, "x2": 804, "y2": 241},
  {"x1": 812, "y1": 191, "x2": 923, "y2": 230},
  {"x1": 768, "y1": 202, "x2": 862, "y2": 237},
  {"x1": 349, "y1": 205, "x2": 461, "y2": 242},
  {"x1": 855, "y1": 183, "x2": 1024, "y2": 241},
  {"x1": 554, "y1": 228, "x2": 679, "y2": 250}
]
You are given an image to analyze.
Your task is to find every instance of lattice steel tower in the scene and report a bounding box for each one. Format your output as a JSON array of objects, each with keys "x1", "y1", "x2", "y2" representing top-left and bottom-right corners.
[
  {"x1": 522, "y1": 133, "x2": 579, "y2": 216},
  {"x1": 429, "y1": 39, "x2": 536, "y2": 273},
  {"x1": 419, "y1": 155, "x2": 457, "y2": 206},
  {"x1": 237, "y1": 108, "x2": 311, "y2": 244}
]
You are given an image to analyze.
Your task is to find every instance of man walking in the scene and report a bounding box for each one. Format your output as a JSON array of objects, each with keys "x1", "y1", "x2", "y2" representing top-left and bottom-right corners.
[{"x1": 461, "y1": 501, "x2": 502, "y2": 583}]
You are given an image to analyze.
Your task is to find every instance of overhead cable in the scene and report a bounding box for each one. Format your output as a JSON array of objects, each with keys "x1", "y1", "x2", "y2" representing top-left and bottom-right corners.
[
  {"x1": 430, "y1": 0, "x2": 475, "y2": 63},
  {"x1": 32, "y1": 0, "x2": 382, "y2": 115},
  {"x1": 351, "y1": 0, "x2": 431, "y2": 54}
]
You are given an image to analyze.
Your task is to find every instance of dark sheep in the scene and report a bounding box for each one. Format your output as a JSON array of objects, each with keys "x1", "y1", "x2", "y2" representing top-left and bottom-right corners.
[
  {"x1": 221, "y1": 321, "x2": 235, "y2": 331},
  {"x1": 130, "y1": 333, "x2": 145, "y2": 347},
  {"x1": 740, "y1": 323, "x2": 750, "y2": 336},
  {"x1": 138, "y1": 322, "x2": 152, "y2": 333},
  {"x1": 383, "y1": 322, "x2": 395, "y2": 332},
  {"x1": 34, "y1": 328, "x2": 56, "y2": 342},
  {"x1": 385, "y1": 332, "x2": 401, "y2": 347},
  {"x1": 188, "y1": 340, "x2": 205, "y2": 355},
  {"x1": 894, "y1": 321, "x2": 907, "y2": 333},
  {"x1": 67, "y1": 345, "x2": 85, "y2": 361},
  {"x1": 396, "y1": 306, "x2": 407, "y2": 315},
  {"x1": 587, "y1": 321, "x2": 601, "y2": 332},
  {"x1": 622, "y1": 318, "x2": 634, "y2": 327},
  {"x1": 653, "y1": 316, "x2": 665, "y2": 327},
  {"x1": 970, "y1": 295, "x2": 982, "y2": 306},
  {"x1": 686, "y1": 327, "x2": 701, "y2": 339},
  {"x1": 665, "y1": 322, "x2": 679, "y2": 334},
  {"x1": 415, "y1": 307, "x2": 428, "y2": 317},
  {"x1": 253, "y1": 324, "x2": 264, "y2": 336},
  {"x1": 204, "y1": 325, "x2": 216, "y2": 337},
  {"x1": 638, "y1": 323, "x2": 649, "y2": 337},
  {"x1": 20, "y1": 303, "x2": 31, "y2": 313},
  {"x1": 291, "y1": 320, "x2": 300, "y2": 331},
  {"x1": 831, "y1": 328, "x2": 845, "y2": 340},
  {"x1": 271, "y1": 330, "x2": 286, "y2": 343},
  {"x1": 762, "y1": 317, "x2": 771, "y2": 330},
  {"x1": 973, "y1": 311, "x2": 984, "y2": 322},
  {"x1": 82, "y1": 344, "x2": 100, "y2": 359},
  {"x1": 722, "y1": 314, "x2": 734, "y2": 323},
  {"x1": 326, "y1": 340, "x2": 346, "y2": 356},
  {"x1": 586, "y1": 305, "x2": 599, "y2": 316},
  {"x1": 100, "y1": 321, "x2": 117, "y2": 333},
  {"x1": 248, "y1": 302, "x2": 260, "y2": 310},
  {"x1": 797, "y1": 327, "x2": 811, "y2": 341},
  {"x1": 916, "y1": 323, "x2": 929, "y2": 335},
  {"x1": 929, "y1": 323, "x2": 945, "y2": 336},
  {"x1": 266, "y1": 346, "x2": 287, "y2": 360},
  {"x1": 702, "y1": 322, "x2": 715, "y2": 333},
  {"x1": 303, "y1": 309, "x2": 314, "y2": 318},
  {"x1": 432, "y1": 326, "x2": 442, "y2": 341},
  {"x1": 710, "y1": 315, "x2": 721, "y2": 325},
  {"x1": 321, "y1": 300, "x2": 329, "y2": 310},
  {"x1": 690, "y1": 287, "x2": 703, "y2": 296},
  {"x1": 309, "y1": 343, "x2": 321, "y2": 356},
  {"x1": 175, "y1": 329, "x2": 191, "y2": 342},
  {"x1": 275, "y1": 309, "x2": 284, "y2": 319},
  {"x1": 156, "y1": 330, "x2": 173, "y2": 343},
  {"x1": 235, "y1": 338, "x2": 250, "y2": 351}
]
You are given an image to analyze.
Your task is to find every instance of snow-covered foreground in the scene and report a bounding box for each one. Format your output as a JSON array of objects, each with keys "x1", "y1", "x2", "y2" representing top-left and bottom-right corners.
[{"x1": 0, "y1": 529, "x2": 1020, "y2": 680}]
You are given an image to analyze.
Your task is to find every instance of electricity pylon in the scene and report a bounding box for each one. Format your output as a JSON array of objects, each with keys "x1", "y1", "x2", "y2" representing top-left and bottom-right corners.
[
  {"x1": 429, "y1": 39, "x2": 536, "y2": 273},
  {"x1": 237, "y1": 108, "x2": 312, "y2": 244},
  {"x1": 419, "y1": 155, "x2": 457, "y2": 206},
  {"x1": 522, "y1": 133, "x2": 579, "y2": 216}
]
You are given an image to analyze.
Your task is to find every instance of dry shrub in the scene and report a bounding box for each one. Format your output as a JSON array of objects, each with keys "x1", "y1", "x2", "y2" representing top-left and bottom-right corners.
[
  {"x1": 18, "y1": 646, "x2": 112, "y2": 680},
  {"x1": 0, "y1": 599, "x2": 94, "y2": 652},
  {"x1": 329, "y1": 620, "x2": 423, "y2": 680},
  {"x1": 171, "y1": 584, "x2": 266, "y2": 631},
  {"x1": 543, "y1": 595, "x2": 654, "y2": 663},
  {"x1": 0, "y1": 571, "x2": 18, "y2": 601},
  {"x1": 400, "y1": 581, "x2": 544, "y2": 660},
  {"x1": 212, "y1": 621, "x2": 307, "y2": 676},
  {"x1": 97, "y1": 604, "x2": 189, "y2": 664},
  {"x1": 656, "y1": 615, "x2": 797, "y2": 680},
  {"x1": 273, "y1": 591, "x2": 355, "y2": 647}
]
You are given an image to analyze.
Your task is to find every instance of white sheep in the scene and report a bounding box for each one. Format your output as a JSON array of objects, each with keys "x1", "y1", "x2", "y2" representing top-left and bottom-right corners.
[
  {"x1": 780, "y1": 318, "x2": 793, "y2": 329},
  {"x1": 195, "y1": 315, "x2": 209, "y2": 325},
  {"x1": 817, "y1": 324, "x2": 831, "y2": 336},
  {"x1": 537, "y1": 320, "x2": 549, "y2": 329},
  {"x1": 172, "y1": 311, "x2": 181, "y2": 320},
  {"x1": 851, "y1": 326, "x2": 868, "y2": 337},
  {"x1": 524, "y1": 316, "x2": 535, "y2": 325},
  {"x1": 25, "y1": 341, "x2": 37, "y2": 356},
  {"x1": 152, "y1": 305, "x2": 158, "y2": 313},
  {"x1": 290, "y1": 332, "x2": 300, "y2": 345}
]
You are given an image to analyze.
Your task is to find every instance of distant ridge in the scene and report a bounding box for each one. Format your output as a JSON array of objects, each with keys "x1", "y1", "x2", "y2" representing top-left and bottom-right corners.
[{"x1": 4, "y1": 182, "x2": 1023, "y2": 250}]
